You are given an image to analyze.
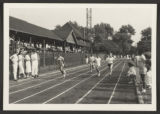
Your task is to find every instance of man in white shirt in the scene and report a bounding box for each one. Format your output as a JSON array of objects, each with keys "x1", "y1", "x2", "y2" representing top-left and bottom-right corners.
[
  {"x1": 10, "y1": 49, "x2": 19, "y2": 81},
  {"x1": 106, "y1": 55, "x2": 114, "y2": 76},
  {"x1": 57, "y1": 54, "x2": 66, "y2": 78},
  {"x1": 31, "y1": 49, "x2": 39, "y2": 78},
  {"x1": 135, "y1": 52, "x2": 147, "y2": 93},
  {"x1": 94, "y1": 55, "x2": 101, "y2": 77}
]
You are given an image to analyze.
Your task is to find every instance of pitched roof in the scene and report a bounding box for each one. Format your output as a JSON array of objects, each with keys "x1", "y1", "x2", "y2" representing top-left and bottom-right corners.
[
  {"x1": 54, "y1": 22, "x2": 88, "y2": 47},
  {"x1": 10, "y1": 16, "x2": 62, "y2": 41},
  {"x1": 54, "y1": 23, "x2": 73, "y2": 41}
]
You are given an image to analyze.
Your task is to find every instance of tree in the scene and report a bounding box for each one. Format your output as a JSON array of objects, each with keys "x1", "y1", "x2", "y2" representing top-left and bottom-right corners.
[
  {"x1": 119, "y1": 24, "x2": 135, "y2": 35},
  {"x1": 54, "y1": 25, "x2": 61, "y2": 31},
  {"x1": 112, "y1": 25, "x2": 135, "y2": 54},
  {"x1": 141, "y1": 27, "x2": 151, "y2": 40},
  {"x1": 94, "y1": 23, "x2": 114, "y2": 40},
  {"x1": 137, "y1": 27, "x2": 151, "y2": 54}
]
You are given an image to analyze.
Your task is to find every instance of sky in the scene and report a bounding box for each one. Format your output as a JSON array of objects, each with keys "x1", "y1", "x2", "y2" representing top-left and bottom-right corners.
[{"x1": 9, "y1": 5, "x2": 155, "y2": 46}]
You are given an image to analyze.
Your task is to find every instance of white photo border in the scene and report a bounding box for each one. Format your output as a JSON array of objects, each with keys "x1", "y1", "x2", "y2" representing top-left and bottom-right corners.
[{"x1": 3, "y1": 3, "x2": 157, "y2": 111}]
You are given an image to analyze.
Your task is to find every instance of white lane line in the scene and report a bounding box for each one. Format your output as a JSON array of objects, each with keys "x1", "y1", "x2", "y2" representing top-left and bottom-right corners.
[
  {"x1": 9, "y1": 64, "x2": 90, "y2": 88},
  {"x1": 75, "y1": 62, "x2": 122, "y2": 104},
  {"x1": 11, "y1": 62, "x2": 112, "y2": 104},
  {"x1": 42, "y1": 63, "x2": 113, "y2": 104},
  {"x1": 107, "y1": 63, "x2": 126, "y2": 104},
  {"x1": 10, "y1": 66, "x2": 90, "y2": 94}
]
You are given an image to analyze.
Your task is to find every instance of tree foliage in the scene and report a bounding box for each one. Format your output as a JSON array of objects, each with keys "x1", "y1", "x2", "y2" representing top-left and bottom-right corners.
[
  {"x1": 137, "y1": 27, "x2": 151, "y2": 54},
  {"x1": 94, "y1": 23, "x2": 114, "y2": 40},
  {"x1": 112, "y1": 25, "x2": 135, "y2": 54}
]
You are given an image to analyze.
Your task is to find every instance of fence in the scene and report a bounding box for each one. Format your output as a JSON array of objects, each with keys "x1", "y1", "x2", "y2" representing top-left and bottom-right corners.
[{"x1": 38, "y1": 51, "x2": 86, "y2": 73}]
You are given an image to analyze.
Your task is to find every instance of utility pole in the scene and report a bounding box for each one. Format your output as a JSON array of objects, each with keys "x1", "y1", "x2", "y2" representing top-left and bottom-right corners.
[{"x1": 86, "y1": 8, "x2": 94, "y2": 54}]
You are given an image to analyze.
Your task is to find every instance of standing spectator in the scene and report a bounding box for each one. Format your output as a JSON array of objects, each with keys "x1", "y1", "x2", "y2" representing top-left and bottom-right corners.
[
  {"x1": 25, "y1": 50, "x2": 31, "y2": 78},
  {"x1": 18, "y1": 50, "x2": 26, "y2": 79},
  {"x1": 10, "y1": 49, "x2": 19, "y2": 81},
  {"x1": 31, "y1": 49, "x2": 39, "y2": 78},
  {"x1": 127, "y1": 61, "x2": 136, "y2": 84},
  {"x1": 136, "y1": 52, "x2": 147, "y2": 93},
  {"x1": 57, "y1": 54, "x2": 66, "y2": 78}
]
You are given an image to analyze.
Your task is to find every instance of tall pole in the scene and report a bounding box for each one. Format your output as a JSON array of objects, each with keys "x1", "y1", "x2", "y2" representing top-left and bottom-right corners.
[{"x1": 86, "y1": 8, "x2": 93, "y2": 54}]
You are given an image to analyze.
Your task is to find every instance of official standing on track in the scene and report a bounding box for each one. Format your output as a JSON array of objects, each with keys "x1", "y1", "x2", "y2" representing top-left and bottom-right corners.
[
  {"x1": 10, "y1": 49, "x2": 19, "y2": 81},
  {"x1": 94, "y1": 55, "x2": 101, "y2": 77},
  {"x1": 106, "y1": 54, "x2": 114, "y2": 76},
  {"x1": 89, "y1": 54, "x2": 95, "y2": 73},
  {"x1": 31, "y1": 49, "x2": 39, "y2": 78},
  {"x1": 57, "y1": 54, "x2": 66, "y2": 78}
]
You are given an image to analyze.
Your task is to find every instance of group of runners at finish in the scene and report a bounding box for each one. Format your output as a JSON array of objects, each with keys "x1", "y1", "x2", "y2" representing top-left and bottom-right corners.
[
  {"x1": 88, "y1": 54, "x2": 114, "y2": 76},
  {"x1": 57, "y1": 53, "x2": 114, "y2": 78}
]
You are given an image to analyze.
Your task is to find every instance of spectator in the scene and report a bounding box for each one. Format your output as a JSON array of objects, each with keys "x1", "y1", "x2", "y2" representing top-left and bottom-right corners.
[
  {"x1": 10, "y1": 49, "x2": 19, "y2": 81},
  {"x1": 18, "y1": 49, "x2": 26, "y2": 79},
  {"x1": 25, "y1": 50, "x2": 31, "y2": 78},
  {"x1": 136, "y1": 52, "x2": 147, "y2": 93},
  {"x1": 127, "y1": 61, "x2": 136, "y2": 84},
  {"x1": 31, "y1": 49, "x2": 39, "y2": 78}
]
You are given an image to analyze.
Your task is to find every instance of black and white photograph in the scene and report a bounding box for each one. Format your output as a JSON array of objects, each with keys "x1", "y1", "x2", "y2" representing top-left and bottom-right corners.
[{"x1": 3, "y1": 3, "x2": 157, "y2": 111}]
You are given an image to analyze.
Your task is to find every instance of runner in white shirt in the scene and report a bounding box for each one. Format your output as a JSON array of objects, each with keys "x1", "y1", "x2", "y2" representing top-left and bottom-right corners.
[
  {"x1": 106, "y1": 55, "x2": 114, "y2": 76},
  {"x1": 57, "y1": 54, "x2": 66, "y2": 78},
  {"x1": 95, "y1": 55, "x2": 101, "y2": 77},
  {"x1": 89, "y1": 54, "x2": 95, "y2": 73}
]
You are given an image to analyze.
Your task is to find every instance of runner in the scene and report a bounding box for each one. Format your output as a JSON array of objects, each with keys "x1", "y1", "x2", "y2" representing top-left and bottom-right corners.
[
  {"x1": 106, "y1": 54, "x2": 114, "y2": 76},
  {"x1": 57, "y1": 54, "x2": 66, "y2": 78},
  {"x1": 94, "y1": 55, "x2": 101, "y2": 77},
  {"x1": 89, "y1": 54, "x2": 95, "y2": 73}
]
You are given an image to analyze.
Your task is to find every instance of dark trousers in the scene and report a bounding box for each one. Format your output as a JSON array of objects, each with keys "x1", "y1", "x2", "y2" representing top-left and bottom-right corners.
[{"x1": 140, "y1": 74, "x2": 146, "y2": 89}]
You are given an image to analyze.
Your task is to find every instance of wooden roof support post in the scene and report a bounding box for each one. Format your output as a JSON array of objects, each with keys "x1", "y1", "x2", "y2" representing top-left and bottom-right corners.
[
  {"x1": 63, "y1": 41, "x2": 66, "y2": 53},
  {"x1": 29, "y1": 37, "x2": 32, "y2": 46},
  {"x1": 43, "y1": 39, "x2": 46, "y2": 67}
]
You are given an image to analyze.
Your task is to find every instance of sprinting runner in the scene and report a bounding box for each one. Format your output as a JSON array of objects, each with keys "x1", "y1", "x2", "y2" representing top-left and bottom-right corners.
[
  {"x1": 106, "y1": 54, "x2": 114, "y2": 76},
  {"x1": 94, "y1": 55, "x2": 101, "y2": 77},
  {"x1": 89, "y1": 54, "x2": 95, "y2": 73},
  {"x1": 57, "y1": 54, "x2": 66, "y2": 78}
]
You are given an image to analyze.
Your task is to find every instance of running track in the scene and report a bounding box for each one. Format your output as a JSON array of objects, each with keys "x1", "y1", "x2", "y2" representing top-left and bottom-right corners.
[{"x1": 9, "y1": 59, "x2": 138, "y2": 104}]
